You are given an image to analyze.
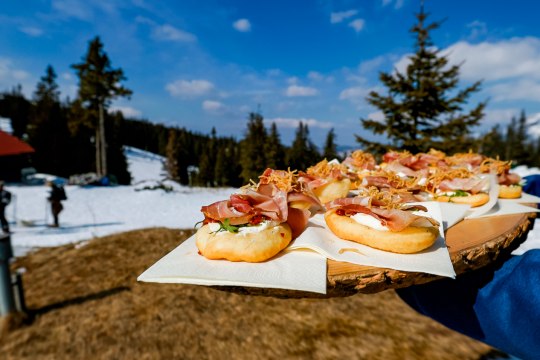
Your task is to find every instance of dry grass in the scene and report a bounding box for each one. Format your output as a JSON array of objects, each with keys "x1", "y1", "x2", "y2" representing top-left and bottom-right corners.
[{"x1": 0, "y1": 228, "x2": 502, "y2": 359}]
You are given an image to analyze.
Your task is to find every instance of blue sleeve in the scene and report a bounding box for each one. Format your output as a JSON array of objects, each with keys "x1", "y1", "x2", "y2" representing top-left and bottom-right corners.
[
  {"x1": 523, "y1": 174, "x2": 540, "y2": 195},
  {"x1": 397, "y1": 249, "x2": 540, "y2": 360}
]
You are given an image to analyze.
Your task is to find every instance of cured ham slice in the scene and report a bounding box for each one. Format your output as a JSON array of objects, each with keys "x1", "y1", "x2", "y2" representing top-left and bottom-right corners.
[{"x1": 326, "y1": 198, "x2": 437, "y2": 232}]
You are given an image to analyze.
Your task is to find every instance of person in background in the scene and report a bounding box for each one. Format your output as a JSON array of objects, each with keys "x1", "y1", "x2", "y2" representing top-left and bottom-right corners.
[
  {"x1": 0, "y1": 181, "x2": 11, "y2": 233},
  {"x1": 396, "y1": 174, "x2": 540, "y2": 359},
  {"x1": 47, "y1": 181, "x2": 67, "y2": 228}
]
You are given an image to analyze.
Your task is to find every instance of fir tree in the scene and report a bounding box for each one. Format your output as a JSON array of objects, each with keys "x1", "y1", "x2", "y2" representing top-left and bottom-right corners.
[
  {"x1": 106, "y1": 111, "x2": 131, "y2": 184},
  {"x1": 264, "y1": 122, "x2": 286, "y2": 169},
  {"x1": 323, "y1": 128, "x2": 340, "y2": 161},
  {"x1": 480, "y1": 124, "x2": 504, "y2": 159},
  {"x1": 165, "y1": 129, "x2": 180, "y2": 181},
  {"x1": 240, "y1": 112, "x2": 268, "y2": 183},
  {"x1": 287, "y1": 122, "x2": 320, "y2": 171},
  {"x1": 71, "y1": 36, "x2": 132, "y2": 177},
  {"x1": 505, "y1": 117, "x2": 517, "y2": 161},
  {"x1": 356, "y1": 7, "x2": 486, "y2": 155},
  {"x1": 513, "y1": 110, "x2": 530, "y2": 165},
  {"x1": 197, "y1": 128, "x2": 217, "y2": 186},
  {"x1": 0, "y1": 85, "x2": 31, "y2": 138},
  {"x1": 28, "y1": 65, "x2": 71, "y2": 177}
]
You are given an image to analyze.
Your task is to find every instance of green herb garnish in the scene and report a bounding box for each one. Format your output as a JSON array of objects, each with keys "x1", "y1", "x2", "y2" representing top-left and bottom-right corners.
[
  {"x1": 210, "y1": 218, "x2": 251, "y2": 234},
  {"x1": 450, "y1": 190, "x2": 469, "y2": 197}
]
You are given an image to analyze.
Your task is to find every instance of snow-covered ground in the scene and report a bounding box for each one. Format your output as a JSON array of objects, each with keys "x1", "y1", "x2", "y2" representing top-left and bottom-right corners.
[
  {"x1": 3, "y1": 146, "x2": 540, "y2": 257},
  {"x1": 5, "y1": 147, "x2": 233, "y2": 256}
]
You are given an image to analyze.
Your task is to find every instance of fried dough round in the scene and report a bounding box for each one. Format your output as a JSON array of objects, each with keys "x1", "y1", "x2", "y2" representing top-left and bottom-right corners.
[
  {"x1": 437, "y1": 193, "x2": 490, "y2": 207},
  {"x1": 195, "y1": 223, "x2": 292, "y2": 262},
  {"x1": 498, "y1": 185, "x2": 522, "y2": 199},
  {"x1": 324, "y1": 209, "x2": 439, "y2": 254},
  {"x1": 314, "y1": 178, "x2": 351, "y2": 204}
]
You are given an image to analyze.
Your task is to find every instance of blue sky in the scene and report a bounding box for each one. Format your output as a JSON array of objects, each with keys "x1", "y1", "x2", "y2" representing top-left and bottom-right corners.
[{"x1": 2, "y1": 0, "x2": 540, "y2": 148}]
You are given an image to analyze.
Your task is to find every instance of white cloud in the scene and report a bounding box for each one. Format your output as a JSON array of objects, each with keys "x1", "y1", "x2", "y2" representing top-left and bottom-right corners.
[
  {"x1": 307, "y1": 71, "x2": 334, "y2": 83},
  {"x1": 339, "y1": 86, "x2": 370, "y2": 101},
  {"x1": 233, "y1": 18, "x2": 251, "y2": 32},
  {"x1": 61, "y1": 72, "x2": 73, "y2": 81},
  {"x1": 483, "y1": 108, "x2": 520, "y2": 126},
  {"x1": 528, "y1": 112, "x2": 540, "y2": 137},
  {"x1": 52, "y1": 0, "x2": 93, "y2": 21},
  {"x1": 382, "y1": 0, "x2": 404, "y2": 9},
  {"x1": 166, "y1": 79, "x2": 214, "y2": 97},
  {"x1": 366, "y1": 111, "x2": 385, "y2": 122},
  {"x1": 202, "y1": 100, "x2": 225, "y2": 113},
  {"x1": 390, "y1": 37, "x2": 540, "y2": 103},
  {"x1": 488, "y1": 79, "x2": 540, "y2": 102},
  {"x1": 443, "y1": 38, "x2": 540, "y2": 82},
  {"x1": 19, "y1": 26, "x2": 43, "y2": 37},
  {"x1": 108, "y1": 106, "x2": 142, "y2": 118},
  {"x1": 287, "y1": 76, "x2": 299, "y2": 85},
  {"x1": 285, "y1": 85, "x2": 318, "y2": 97},
  {"x1": 0, "y1": 57, "x2": 30, "y2": 84},
  {"x1": 330, "y1": 10, "x2": 358, "y2": 24},
  {"x1": 267, "y1": 117, "x2": 333, "y2": 129},
  {"x1": 358, "y1": 55, "x2": 386, "y2": 74},
  {"x1": 466, "y1": 21, "x2": 487, "y2": 40},
  {"x1": 349, "y1": 19, "x2": 365, "y2": 33},
  {"x1": 308, "y1": 71, "x2": 323, "y2": 81},
  {"x1": 152, "y1": 24, "x2": 196, "y2": 42}
]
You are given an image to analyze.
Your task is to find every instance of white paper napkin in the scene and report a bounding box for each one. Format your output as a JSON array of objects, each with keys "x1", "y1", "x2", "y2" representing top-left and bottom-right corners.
[
  {"x1": 476, "y1": 200, "x2": 540, "y2": 218},
  {"x1": 437, "y1": 202, "x2": 471, "y2": 229},
  {"x1": 465, "y1": 175, "x2": 500, "y2": 219},
  {"x1": 288, "y1": 202, "x2": 456, "y2": 278},
  {"x1": 138, "y1": 236, "x2": 328, "y2": 294}
]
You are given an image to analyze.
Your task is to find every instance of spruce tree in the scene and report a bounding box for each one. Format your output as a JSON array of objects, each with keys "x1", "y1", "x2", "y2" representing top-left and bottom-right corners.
[
  {"x1": 480, "y1": 124, "x2": 504, "y2": 159},
  {"x1": 0, "y1": 85, "x2": 31, "y2": 138},
  {"x1": 264, "y1": 122, "x2": 286, "y2": 169},
  {"x1": 356, "y1": 7, "x2": 486, "y2": 155},
  {"x1": 513, "y1": 110, "x2": 529, "y2": 165},
  {"x1": 505, "y1": 117, "x2": 517, "y2": 161},
  {"x1": 106, "y1": 111, "x2": 131, "y2": 184},
  {"x1": 240, "y1": 112, "x2": 268, "y2": 183},
  {"x1": 197, "y1": 128, "x2": 217, "y2": 186},
  {"x1": 71, "y1": 36, "x2": 132, "y2": 177},
  {"x1": 323, "y1": 128, "x2": 340, "y2": 161},
  {"x1": 28, "y1": 65, "x2": 71, "y2": 176},
  {"x1": 165, "y1": 128, "x2": 180, "y2": 181},
  {"x1": 287, "y1": 122, "x2": 320, "y2": 171}
]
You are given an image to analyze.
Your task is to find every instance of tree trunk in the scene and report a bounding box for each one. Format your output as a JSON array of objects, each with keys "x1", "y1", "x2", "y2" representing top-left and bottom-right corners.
[
  {"x1": 99, "y1": 103, "x2": 107, "y2": 176},
  {"x1": 95, "y1": 127, "x2": 102, "y2": 176}
]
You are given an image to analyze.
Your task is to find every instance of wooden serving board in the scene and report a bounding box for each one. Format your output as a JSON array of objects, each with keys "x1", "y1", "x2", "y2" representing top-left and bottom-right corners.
[{"x1": 218, "y1": 209, "x2": 536, "y2": 298}]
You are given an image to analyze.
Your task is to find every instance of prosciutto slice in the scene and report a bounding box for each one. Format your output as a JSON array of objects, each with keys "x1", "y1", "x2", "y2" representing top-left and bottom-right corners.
[
  {"x1": 438, "y1": 176, "x2": 489, "y2": 194},
  {"x1": 327, "y1": 199, "x2": 438, "y2": 232},
  {"x1": 498, "y1": 172, "x2": 521, "y2": 186},
  {"x1": 200, "y1": 175, "x2": 322, "y2": 238}
]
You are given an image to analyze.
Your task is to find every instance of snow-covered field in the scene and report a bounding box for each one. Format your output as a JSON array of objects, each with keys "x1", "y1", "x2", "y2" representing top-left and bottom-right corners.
[
  {"x1": 5, "y1": 147, "x2": 234, "y2": 256},
  {"x1": 3, "y1": 146, "x2": 540, "y2": 257}
]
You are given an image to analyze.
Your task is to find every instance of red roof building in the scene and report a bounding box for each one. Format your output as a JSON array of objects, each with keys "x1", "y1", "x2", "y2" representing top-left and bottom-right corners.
[
  {"x1": 0, "y1": 130, "x2": 35, "y2": 182},
  {"x1": 0, "y1": 130, "x2": 34, "y2": 156}
]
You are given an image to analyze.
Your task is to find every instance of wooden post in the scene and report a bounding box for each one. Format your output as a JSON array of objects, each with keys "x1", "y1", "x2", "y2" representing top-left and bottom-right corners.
[{"x1": 0, "y1": 234, "x2": 15, "y2": 316}]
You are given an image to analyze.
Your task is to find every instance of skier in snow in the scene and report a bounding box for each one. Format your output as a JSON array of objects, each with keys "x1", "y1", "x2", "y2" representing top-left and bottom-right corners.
[{"x1": 47, "y1": 181, "x2": 67, "y2": 228}]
